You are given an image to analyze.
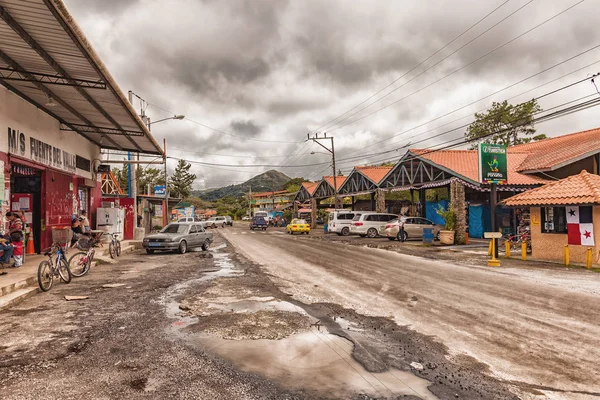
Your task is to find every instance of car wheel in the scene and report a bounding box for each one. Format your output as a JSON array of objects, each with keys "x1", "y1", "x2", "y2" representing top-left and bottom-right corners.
[
  {"x1": 341, "y1": 227, "x2": 350, "y2": 236},
  {"x1": 146, "y1": 249, "x2": 155, "y2": 254},
  {"x1": 178, "y1": 240, "x2": 187, "y2": 254},
  {"x1": 201, "y1": 239, "x2": 210, "y2": 251},
  {"x1": 222, "y1": 223, "x2": 226, "y2": 228},
  {"x1": 366, "y1": 228, "x2": 378, "y2": 238},
  {"x1": 359, "y1": 234, "x2": 366, "y2": 238},
  {"x1": 398, "y1": 230, "x2": 408, "y2": 242}
]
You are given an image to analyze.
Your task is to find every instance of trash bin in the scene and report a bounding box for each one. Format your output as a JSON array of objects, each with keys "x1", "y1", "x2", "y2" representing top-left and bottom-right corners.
[
  {"x1": 324, "y1": 224, "x2": 328, "y2": 233},
  {"x1": 422, "y1": 228, "x2": 434, "y2": 244}
]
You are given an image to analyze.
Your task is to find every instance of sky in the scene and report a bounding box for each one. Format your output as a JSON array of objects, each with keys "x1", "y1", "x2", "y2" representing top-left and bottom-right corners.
[{"x1": 63, "y1": 0, "x2": 600, "y2": 189}]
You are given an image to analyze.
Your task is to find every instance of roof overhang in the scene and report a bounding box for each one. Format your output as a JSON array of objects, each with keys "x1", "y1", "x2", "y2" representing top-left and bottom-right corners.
[{"x1": 0, "y1": 0, "x2": 164, "y2": 155}]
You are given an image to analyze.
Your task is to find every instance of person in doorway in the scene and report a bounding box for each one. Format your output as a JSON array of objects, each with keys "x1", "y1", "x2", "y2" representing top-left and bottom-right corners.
[
  {"x1": 71, "y1": 218, "x2": 85, "y2": 247},
  {"x1": 137, "y1": 215, "x2": 143, "y2": 228},
  {"x1": 79, "y1": 210, "x2": 91, "y2": 232}
]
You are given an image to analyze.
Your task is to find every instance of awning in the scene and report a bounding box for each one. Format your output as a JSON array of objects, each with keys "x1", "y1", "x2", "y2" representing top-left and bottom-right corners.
[{"x1": 0, "y1": 0, "x2": 163, "y2": 155}]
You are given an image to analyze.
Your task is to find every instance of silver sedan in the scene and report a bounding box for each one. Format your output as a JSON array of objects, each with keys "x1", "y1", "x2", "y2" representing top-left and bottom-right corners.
[{"x1": 143, "y1": 223, "x2": 213, "y2": 254}]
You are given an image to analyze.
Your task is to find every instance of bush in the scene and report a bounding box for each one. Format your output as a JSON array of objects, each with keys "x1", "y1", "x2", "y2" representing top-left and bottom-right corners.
[{"x1": 436, "y1": 205, "x2": 457, "y2": 231}]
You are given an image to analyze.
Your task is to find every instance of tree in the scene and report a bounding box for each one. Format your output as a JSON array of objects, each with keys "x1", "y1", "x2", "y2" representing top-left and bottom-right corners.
[
  {"x1": 112, "y1": 166, "x2": 129, "y2": 193},
  {"x1": 465, "y1": 100, "x2": 545, "y2": 148},
  {"x1": 136, "y1": 167, "x2": 166, "y2": 195},
  {"x1": 169, "y1": 160, "x2": 196, "y2": 198}
]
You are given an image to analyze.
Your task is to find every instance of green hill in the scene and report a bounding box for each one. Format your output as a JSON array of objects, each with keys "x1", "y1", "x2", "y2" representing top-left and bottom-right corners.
[{"x1": 192, "y1": 170, "x2": 291, "y2": 201}]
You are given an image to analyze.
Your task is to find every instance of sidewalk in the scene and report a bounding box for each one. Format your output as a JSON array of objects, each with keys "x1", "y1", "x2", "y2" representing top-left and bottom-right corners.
[{"x1": 0, "y1": 241, "x2": 141, "y2": 311}]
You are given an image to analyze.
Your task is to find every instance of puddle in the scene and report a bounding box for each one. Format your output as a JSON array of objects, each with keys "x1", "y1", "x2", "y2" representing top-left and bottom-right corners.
[
  {"x1": 199, "y1": 327, "x2": 439, "y2": 400},
  {"x1": 206, "y1": 299, "x2": 308, "y2": 315}
]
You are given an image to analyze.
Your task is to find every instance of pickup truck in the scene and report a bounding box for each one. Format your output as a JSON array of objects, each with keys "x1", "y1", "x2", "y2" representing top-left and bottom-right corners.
[{"x1": 250, "y1": 216, "x2": 268, "y2": 231}]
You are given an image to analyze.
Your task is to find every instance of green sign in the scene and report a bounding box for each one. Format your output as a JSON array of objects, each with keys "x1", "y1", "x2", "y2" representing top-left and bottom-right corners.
[{"x1": 478, "y1": 143, "x2": 507, "y2": 184}]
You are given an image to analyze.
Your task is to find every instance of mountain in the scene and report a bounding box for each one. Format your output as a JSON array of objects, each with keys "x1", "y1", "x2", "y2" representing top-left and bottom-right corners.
[{"x1": 192, "y1": 170, "x2": 291, "y2": 201}]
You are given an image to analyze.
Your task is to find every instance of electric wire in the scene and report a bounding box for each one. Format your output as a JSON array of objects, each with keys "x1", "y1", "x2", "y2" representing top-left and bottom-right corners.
[
  {"x1": 309, "y1": 0, "x2": 512, "y2": 134},
  {"x1": 325, "y1": 0, "x2": 586, "y2": 133}
]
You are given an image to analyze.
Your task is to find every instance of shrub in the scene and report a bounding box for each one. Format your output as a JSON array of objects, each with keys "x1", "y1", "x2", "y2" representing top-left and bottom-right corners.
[{"x1": 436, "y1": 205, "x2": 457, "y2": 231}]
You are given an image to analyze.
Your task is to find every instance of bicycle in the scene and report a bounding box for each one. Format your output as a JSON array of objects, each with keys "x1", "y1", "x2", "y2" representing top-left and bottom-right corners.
[
  {"x1": 107, "y1": 232, "x2": 121, "y2": 259},
  {"x1": 68, "y1": 232, "x2": 102, "y2": 278},
  {"x1": 37, "y1": 241, "x2": 72, "y2": 292}
]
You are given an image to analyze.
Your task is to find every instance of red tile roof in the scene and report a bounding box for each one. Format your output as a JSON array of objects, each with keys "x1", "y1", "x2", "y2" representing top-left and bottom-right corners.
[
  {"x1": 301, "y1": 181, "x2": 319, "y2": 195},
  {"x1": 411, "y1": 149, "x2": 551, "y2": 186},
  {"x1": 503, "y1": 170, "x2": 600, "y2": 206},
  {"x1": 355, "y1": 166, "x2": 393, "y2": 184},
  {"x1": 323, "y1": 175, "x2": 347, "y2": 190},
  {"x1": 510, "y1": 127, "x2": 600, "y2": 172}
]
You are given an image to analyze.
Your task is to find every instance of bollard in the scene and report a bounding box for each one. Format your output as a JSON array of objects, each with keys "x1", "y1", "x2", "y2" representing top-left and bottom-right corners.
[
  {"x1": 564, "y1": 244, "x2": 569, "y2": 266},
  {"x1": 488, "y1": 240, "x2": 493, "y2": 256},
  {"x1": 521, "y1": 241, "x2": 527, "y2": 261},
  {"x1": 488, "y1": 239, "x2": 501, "y2": 267},
  {"x1": 586, "y1": 248, "x2": 593, "y2": 269},
  {"x1": 505, "y1": 241, "x2": 511, "y2": 258}
]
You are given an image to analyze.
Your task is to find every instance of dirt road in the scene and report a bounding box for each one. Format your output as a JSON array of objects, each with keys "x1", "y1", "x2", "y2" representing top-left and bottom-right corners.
[{"x1": 222, "y1": 226, "x2": 600, "y2": 399}]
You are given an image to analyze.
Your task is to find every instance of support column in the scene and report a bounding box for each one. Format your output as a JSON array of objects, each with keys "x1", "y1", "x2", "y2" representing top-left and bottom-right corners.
[
  {"x1": 351, "y1": 196, "x2": 355, "y2": 211},
  {"x1": 450, "y1": 181, "x2": 467, "y2": 245},
  {"x1": 310, "y1": 198, "x2": 318, "y2": 229},
  {"x1": 490, "y1": 183, "x2": 498, "y2": 258},
  {"x1": 293, "y1": 201, "x2": 298, "y2": 218},
  {"x1": 370, "y1": 192, "x2": 376, "y2": 211},
  {"x1": 419, "y1": 188, "x2": 426, "y2": 218},
  {"x1": 375, "y1": 189, "x2": 386, "y2": 213}
]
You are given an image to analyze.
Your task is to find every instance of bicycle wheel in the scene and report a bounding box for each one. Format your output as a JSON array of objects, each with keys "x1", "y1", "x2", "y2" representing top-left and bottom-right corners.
[
  {"x1": 109, "y1": 242, "x2": 117, "y2": 259},
  {"x1": 69, "y1": 252, "x2": 90, "y2": 277},
  {"x1": 57, "y1": 258, "x2": 72, "y2": 283},
  {"x1": 37, "y1": 260, "x2": 53, "y2": 292},
  {"x1": 116, "y1": 240, "x2": 121, "y2": 257}
]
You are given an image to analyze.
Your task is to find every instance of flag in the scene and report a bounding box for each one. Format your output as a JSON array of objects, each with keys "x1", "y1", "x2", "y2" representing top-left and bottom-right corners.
[{"x1": 566, "y1": 206, "x2": 595, "y2": 246}]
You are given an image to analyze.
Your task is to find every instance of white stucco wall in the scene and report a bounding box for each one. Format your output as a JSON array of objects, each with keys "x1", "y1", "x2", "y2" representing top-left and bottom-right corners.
[{"x1": 0, "y1": 86, "x2": 100, "y2": 179}]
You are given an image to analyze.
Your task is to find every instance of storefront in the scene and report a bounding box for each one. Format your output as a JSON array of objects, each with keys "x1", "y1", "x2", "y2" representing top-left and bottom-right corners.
[{"x1": 0, "y1": 86, "x2": 101, "y2": 252}]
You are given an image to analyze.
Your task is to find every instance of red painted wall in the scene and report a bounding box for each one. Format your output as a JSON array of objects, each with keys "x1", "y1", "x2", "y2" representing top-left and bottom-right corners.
[{"x1": 42, "y1": 170, "x2": 75, "y2": 249}]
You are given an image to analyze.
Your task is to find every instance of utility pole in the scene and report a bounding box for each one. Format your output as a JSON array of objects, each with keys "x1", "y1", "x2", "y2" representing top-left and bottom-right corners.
[
  {"x1": 127, "y1": 90, "x2": 138, "y2": 228},
  {"x1": 163, "y1": 138, "x2": 168, "y2": 227},
  {"x1": 307, "y1": 132, "x2": 339, "y2": 209},
  {"x1": 248, "y1": 186, "x2": 252, "y2": 217}
]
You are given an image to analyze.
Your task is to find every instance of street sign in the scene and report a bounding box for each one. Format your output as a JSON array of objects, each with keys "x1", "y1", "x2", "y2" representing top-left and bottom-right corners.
[
  {"x1": 154, "y1": 185, "x2": 166, "y2": 196},
  {"x1": 478, "y1": 143, "x2": 507, "y2": 184},
  {"x1": 484, "y1": 232, "x2": 503, "y2": 239}
]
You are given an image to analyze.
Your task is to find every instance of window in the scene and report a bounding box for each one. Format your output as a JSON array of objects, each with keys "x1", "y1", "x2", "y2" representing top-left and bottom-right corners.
[
  {"x1": 352, "y1": 214, "x2": 362, "y2": 221},
  {"x1": 365, "y1": 215, "x2": 378, "y2": 221},
  {"x1": 196, "y1": 224, "x2": 205, "y2": 232},
  {"x1": 76, "y1": 155, "x2": 91, "y2": 172},
  {"x1": 541, "y1": 207, "x2": 567, "y2": 234}
]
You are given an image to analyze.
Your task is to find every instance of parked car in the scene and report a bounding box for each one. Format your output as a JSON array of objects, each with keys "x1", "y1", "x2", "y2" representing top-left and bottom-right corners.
[
  {"x1": 143, "y1": 223, "x2": 213, "y2": 254},
  {"x1": 177, "y1": 216, "x2": 202, "y2": 223},
  {"x1": 242, "y1": 216, "x2": 251, "y2": 221},
  {"x1": 225, "y1": 216, "x2": 233, "y2": 226},
  {"x1": 206, "y1": 216, "x2": 228, "y2": 228},
  {"x1": 287, "y1": 219, "x2": 310, "y2": 235},
  {"x1": 349, "y1": 212, "x2": 399, "y2": 238},
  {"x1": 250, "y1": 216, "x2": 268, "y2": 230},
  {"x1": 384, "y1": 217, "x2": 444, "y2": 242},
  {"x1": 328, "y1": 210, "x2": 357, "y2": 236}
]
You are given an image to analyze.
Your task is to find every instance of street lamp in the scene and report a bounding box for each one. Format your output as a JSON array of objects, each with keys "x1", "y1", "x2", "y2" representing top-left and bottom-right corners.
[{"x1": 147, "y1": 115, "x2": 185, "y2": 131}]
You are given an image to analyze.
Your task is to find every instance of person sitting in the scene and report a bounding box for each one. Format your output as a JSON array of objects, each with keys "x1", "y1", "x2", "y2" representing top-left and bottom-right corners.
[
  {"x1": 0, "y1": 236, "x2": 14, "y2": 268},
  {"x1": 71, "y1": 218, "x2": 85, "y2": 247},
  {"x1": 79, "y1": 210, "x2": 91, "y2": 232}
]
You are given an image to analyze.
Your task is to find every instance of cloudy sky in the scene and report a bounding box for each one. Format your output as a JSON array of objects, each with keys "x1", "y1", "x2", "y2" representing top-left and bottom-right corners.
[{"x1": 63, "y1": 0, "x2": 600, "y2": 189}]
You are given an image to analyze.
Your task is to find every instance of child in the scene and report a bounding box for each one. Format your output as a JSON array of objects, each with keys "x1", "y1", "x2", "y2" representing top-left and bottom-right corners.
[{"x1": 12, "y1": 238, "x2": 23, "y2": 267}]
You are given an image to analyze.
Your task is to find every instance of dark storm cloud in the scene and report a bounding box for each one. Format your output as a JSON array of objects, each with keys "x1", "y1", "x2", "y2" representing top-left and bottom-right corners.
[{"x1": 230, "y1": 120, "x2": 262, "y2": 137}]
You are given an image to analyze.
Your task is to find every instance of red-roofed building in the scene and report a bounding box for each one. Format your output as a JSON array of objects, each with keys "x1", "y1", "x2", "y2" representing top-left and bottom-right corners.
[
  {"x1": 250, "y1": 190, "x2": 296, "y2": 215},
  {"x1": 503, "y1": 171, "x2": 600, "y2": 265}
]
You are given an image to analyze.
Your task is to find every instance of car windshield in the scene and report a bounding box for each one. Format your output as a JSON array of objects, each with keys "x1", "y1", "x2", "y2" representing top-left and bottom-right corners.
[
  {"x1": 293, "y1": 219, "x2": 307, "y2": 224},
  {"x1": 254, "y1": 217, "x2": 265, "y2": 222},
  {"x1": 207, "y1": 217, "x2": 217, "y2": 221},
  {"x1": 161, "y1": 224, "x2": 189, "y2": 234}
]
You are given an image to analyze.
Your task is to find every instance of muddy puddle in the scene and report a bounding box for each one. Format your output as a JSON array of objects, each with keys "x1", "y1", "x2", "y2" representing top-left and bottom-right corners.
[
  {"x1": 161, "y1": 245, "x2": 439, "y2": 400},
  {"x1": 197, "y1": 326, "x2": 439, "y2": 400}
]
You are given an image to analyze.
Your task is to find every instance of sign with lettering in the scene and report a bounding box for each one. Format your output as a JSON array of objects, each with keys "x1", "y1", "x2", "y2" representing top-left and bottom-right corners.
[
  {"x1": 8, "y1": 127, "x2": 77, "y2": 173},
  {"x1": 154, "y1": 185, "x2": 166, "y2": 196},
  {"x1": 478, "y1": 143, "x2": 508, "y2": 184}
]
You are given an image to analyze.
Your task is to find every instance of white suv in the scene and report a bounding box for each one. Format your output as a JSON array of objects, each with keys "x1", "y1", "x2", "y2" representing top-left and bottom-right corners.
[
  {"x1": 350, "y1": 212, "x2": 399, "y2": 238},
  {"x1": 328, "y1": 210, "x2": 357, "y2": 236},
  {"x1": 206, "y1": 216, "x2": 228, "y2": 228}
]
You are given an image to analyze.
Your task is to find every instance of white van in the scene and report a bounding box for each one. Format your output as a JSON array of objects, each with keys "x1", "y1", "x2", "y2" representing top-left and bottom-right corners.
[
  {"x1": 349, "y1": 212, "x2": 399, "y2": 238},
  {"x1": 328, "y1": 210, "x2": 357, "y2": 236}
]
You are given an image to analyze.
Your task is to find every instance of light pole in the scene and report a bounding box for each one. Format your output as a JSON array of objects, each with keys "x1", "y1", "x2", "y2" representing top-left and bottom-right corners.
[{"x1": 307, "y1": 133, "x2": 340, "y2": 209}]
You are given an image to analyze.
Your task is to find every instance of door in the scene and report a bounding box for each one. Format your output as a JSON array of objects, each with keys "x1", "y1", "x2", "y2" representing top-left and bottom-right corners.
[
  {"x1": 196, "y1": 224, "x2": 208, "y2": 244},
  {"x1": 403, "y1": 218, "x2": 419, "y2": 237},
  {"x1": 188, "y1": 224, "x2": 199, "y2": 247}
]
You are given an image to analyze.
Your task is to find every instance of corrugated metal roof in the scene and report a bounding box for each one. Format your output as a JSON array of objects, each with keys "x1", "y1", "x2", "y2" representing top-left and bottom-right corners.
[{"x1": 0, "y1": 0, "x2": 163, "y2": 155}]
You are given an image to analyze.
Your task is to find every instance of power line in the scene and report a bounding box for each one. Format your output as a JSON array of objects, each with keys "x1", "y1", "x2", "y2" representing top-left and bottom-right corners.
[
  {"x1": 308, "y1": 0, "x2": 512, "y2": 134},
  {"x1": 325, "y1": 0, "x2": 587, "y2": 133}
]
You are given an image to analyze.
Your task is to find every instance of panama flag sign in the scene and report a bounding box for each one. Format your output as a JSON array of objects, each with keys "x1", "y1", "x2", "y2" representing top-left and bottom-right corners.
[{"x1": 566, "y1": 206, "x2": 595, "y2": 246}]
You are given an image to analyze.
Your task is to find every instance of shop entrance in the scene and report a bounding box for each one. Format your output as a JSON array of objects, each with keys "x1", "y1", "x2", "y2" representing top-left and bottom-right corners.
[{"x1": 11, "y1": 164, "x2": 42, "y2": 254}]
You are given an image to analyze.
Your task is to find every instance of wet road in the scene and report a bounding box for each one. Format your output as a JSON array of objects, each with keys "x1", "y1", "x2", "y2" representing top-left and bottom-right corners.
[{"x1": 222, "y1": 226, "x2": 600, "y2": 399}]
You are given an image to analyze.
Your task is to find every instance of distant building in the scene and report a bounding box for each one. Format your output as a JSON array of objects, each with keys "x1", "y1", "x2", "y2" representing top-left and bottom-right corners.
[{"x1": 250, "y1": 190, "x2": 295, "y2": 215}]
